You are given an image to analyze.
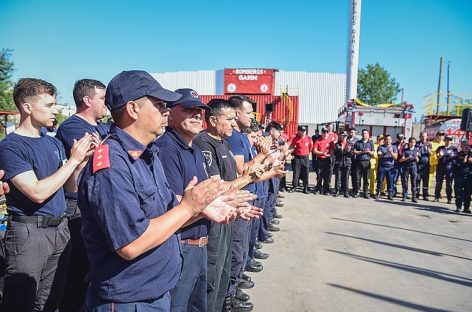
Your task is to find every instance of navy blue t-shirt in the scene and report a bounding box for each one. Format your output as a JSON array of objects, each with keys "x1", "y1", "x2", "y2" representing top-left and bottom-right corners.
[
  {"x1": 78, "y1": 125, "x2": 181, "y2": 303},
  {"x1": 56, "y1": 114, "x2": 110, "y2": 200},
  {"x1": 155, "y1": 128, "x2": 210, "y2": 240},
  {"x1": 226, "y1": 129, "x2": 256, "y2": 192},
  {"x1": 56, "y1": 114, "x2": 110, "y2": 158},
  {"x1": 378, "y1": 144, "x2": 398, "y2": 167},
  {"x1": 0, "y1": 132, "x2": 67, "y2": 217},
  {"x1": 354, "y1": 139, "x2": 374, "y2": 161}
]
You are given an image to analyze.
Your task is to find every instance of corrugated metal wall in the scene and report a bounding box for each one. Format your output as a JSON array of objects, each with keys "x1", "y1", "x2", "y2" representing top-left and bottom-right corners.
[
  {"x1": 200, "y1": 95, "x2": 299, "y2": 138},
  {"x1": 151, "y1": 71, "x2": 218, "y2": 94},
  {"x1": 275, "y1": 71, "x2": 346, "y2": 125},
  {"x1": 152, "y1": 69, "x2": 346, "y2": 127}
]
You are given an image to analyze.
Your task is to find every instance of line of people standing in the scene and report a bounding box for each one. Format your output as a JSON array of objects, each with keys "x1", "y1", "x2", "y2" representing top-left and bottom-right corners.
[
  {"x1": 289, "y1": 126, "x2": 472, "y2": 214},
  {"x1": 0, "y1": 72, "x2": 290, "y2": 312}
]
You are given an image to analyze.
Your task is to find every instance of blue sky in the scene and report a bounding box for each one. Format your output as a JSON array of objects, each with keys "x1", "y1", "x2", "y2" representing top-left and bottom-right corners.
[{"x1": 1, "y1": 0, "x2": 471, "y2": 118}]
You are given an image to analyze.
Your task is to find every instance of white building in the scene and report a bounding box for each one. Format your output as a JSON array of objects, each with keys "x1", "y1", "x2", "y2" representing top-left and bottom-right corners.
[{"x1": 152, "y1": 69, "x2": 346, "y2": 132}]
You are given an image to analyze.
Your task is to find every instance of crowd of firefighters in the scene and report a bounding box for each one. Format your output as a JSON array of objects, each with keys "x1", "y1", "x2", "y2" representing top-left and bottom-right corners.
[{"x1": 288, "y1": 125, "x2": 472, "y2": 214}]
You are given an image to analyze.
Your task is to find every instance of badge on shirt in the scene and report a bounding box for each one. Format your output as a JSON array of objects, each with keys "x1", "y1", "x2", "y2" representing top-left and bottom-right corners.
[{"x1": 202, "y1": 151, "x2": 213, "y2": 167}]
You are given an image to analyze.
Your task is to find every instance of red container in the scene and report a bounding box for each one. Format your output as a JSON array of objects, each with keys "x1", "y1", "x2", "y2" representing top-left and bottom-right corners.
[{"x1": 199, "y1": 95, "x2": 299, "y2": 138}]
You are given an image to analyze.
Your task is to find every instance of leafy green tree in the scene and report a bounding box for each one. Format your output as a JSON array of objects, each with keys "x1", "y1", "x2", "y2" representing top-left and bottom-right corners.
[
  {"x1": 0, "y1": 49, "x2": 16, "y2": 111},
  {"x1": 357, "y1": 63, "x2": 401, "y2": 105}
]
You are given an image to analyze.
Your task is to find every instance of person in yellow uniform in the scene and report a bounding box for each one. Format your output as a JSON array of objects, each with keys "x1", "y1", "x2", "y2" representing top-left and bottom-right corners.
[
  {"x1": 370, "y1": 135, "x2": 386, "y2": 196},
  {"x1": 429, "y1": 131, "x2": 445, "y2": 190}
]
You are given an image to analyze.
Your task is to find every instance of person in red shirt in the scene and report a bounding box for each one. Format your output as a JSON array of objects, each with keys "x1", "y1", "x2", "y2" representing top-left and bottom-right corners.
[
  {"x1": 289, "y1": 125, "x2": 313, "y2": 193},
  {"x1": 313, "y1": 128, "x2": 335, "y2": 195}
]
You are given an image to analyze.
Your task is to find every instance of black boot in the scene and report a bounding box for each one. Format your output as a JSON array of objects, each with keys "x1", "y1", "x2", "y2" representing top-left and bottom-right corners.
[
  {"x1": 344, "y1": 191, "x2": 350, "y2": 198},
  {"x1": 222, "y1": 296, "x2": 233, "y2": 312},
  {"x1": 402, "y1": 193, "x2": 406, "y2": 202},
  {"x1": 333, "y1": 190, "x2": 340, "y2": 197},
  {"x1": 375, "y1": 192, "x2": 380, "y2": 199},
  {"x1": 232, "y1": 296, "x2": 254, "y2": 312},
  {"x1": 387, "y1": 193, "x2": 393, "y2": 200},
  {"x1": 364, "y1": 191, "x2": 370, "y2": 199},
  {"x1": 236, "y1": 287, "x2": 250, "y2": 302},
  {"x1": 412, "y1": 192, "x2": 418, "y2": 203}
]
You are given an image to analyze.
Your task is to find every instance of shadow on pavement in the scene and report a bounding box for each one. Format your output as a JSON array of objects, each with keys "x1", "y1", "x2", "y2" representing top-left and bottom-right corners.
[
  {"x1": 326, "y1": 249, "x2": 472, "y2": 287},
  {"x1": 327, "y1": 283, "x2": 453, "y2": 312},
  {"x1": 373, "y1": 198, "x2": 472, "y2": 217},
  {"x1": 331, "y1": 217, "x2": 472, "y2": 243},
  {"x1": 325, "y1": 231, "x2": 472, "y2": 261}
]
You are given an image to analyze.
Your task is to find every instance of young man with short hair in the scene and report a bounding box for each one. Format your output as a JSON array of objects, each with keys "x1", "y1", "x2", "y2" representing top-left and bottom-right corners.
[{"x1": 0, "y1": 78, "x2": 95, "y2": 311}]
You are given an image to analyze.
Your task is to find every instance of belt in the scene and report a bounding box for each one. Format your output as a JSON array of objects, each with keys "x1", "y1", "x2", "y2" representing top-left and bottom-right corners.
[
  {"x1": 294, "y1": 154, "x2": 309, "y2": 158},
  {"x1": 180, "y1": 236, "x2": 208, "y2": 247},
  {"x1": 9, "y1": 215, "x2": 65, "y2": 228}
]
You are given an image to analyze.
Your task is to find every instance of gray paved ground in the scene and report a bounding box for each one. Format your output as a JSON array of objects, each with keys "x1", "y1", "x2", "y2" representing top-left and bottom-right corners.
[{"x1": 245, "y1": 181, "x2": 472, "y2": 312}]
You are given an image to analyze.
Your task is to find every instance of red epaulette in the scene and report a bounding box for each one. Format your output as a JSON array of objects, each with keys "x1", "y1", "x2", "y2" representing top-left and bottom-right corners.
[{"x1": 93, "y1": 144, "x2": 111, "y2": 174}]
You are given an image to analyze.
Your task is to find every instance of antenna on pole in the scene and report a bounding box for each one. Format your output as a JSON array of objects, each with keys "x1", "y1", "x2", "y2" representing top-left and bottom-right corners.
[
  {"x1": 436, "y1": 57, "x2": 443, "y2": 114},
  {"x1": 446, "y1": 61, "x2": 451, "y2": 115}
]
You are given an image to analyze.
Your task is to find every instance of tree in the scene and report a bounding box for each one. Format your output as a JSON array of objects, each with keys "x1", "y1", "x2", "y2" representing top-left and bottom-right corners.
[
  {"x1": 0, "y1": 49, "x2": 16, "y2": 111},
  {"x1": 357, "y1": 63, "x2": 401, "y2": 105}
]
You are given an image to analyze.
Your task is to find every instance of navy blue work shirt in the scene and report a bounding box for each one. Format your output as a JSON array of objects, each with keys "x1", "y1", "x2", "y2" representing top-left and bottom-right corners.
[
  {"x1": 416, "y1": 141, "x2": 432, "y2": 164},
  {"x1": 402, "y1": 146, "x2": 419, "y2": 165},
  {"x1": 56, "y1": 114, "x2": 110, "y2": 199},
  {"x1": 226, "y1": 129, "x2": 256, "y2": 193},
  {"x1": 378, "y1": 144, "x2": 398, "y2": 167},
  {"x1": 155, "y1": 128, "x2": 210, "y2": 240},
  {"x1": 0, "y1": 132, "x2": 67, "y2": 217},
  {"x1": 354, "y1": 139, "x2": 374, "y2": 161},
  {"x1": 77, "y1": 125, "x2": 181, "y2": 303},
  {"x1": 437, "y1": 145, "x2": 458, "y2": 167},
  {"x1": 250, "y1": 146, "x2": 266, "y2": 199}
]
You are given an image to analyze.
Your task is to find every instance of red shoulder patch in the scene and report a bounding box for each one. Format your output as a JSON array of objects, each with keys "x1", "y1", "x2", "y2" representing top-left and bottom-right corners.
[{"x1": 93, "y1": 144, "x2": 111, "y2": 174}]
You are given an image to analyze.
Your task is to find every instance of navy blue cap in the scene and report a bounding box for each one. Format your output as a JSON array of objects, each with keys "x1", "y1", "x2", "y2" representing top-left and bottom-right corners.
[
  {"x1": 169, "y1": 88, "x2": 211, "y2": 111},
  {"x1": 105, "y1": 70, "x2": 182, "y2": 111}
]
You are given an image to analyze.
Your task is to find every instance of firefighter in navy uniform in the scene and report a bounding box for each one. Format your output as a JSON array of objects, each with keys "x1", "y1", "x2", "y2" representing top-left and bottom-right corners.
[
  {"x1": 399, "y1": 137, "x2": 419, "y2": 203},
  {"x1": 453, "y1": 141, "x2": 472, "y2": 214},
  {"x1": 434, "y1": 135, "x2": 457, "y2": 204},
  {"x1": 415, "y1": 132, "x2": 432, "y2": 200},
  {"x1": 333, "y1": 131, "x2": 352, "y2": 197}
]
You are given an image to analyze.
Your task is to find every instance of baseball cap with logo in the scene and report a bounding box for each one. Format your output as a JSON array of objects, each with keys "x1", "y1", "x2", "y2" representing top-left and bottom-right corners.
[
  {"x1": 105, "y1": 70, "x2": 182, "y2": 111},
  {"x1": 168, "y1": 88, "x2": 211, "y2": 111},
  {"x1": 298, "y1": 125, "x2": 307, "y2": 131}
]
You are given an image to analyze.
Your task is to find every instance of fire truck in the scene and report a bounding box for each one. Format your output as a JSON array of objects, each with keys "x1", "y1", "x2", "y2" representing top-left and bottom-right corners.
[{"x1": 337, "y1": 99, "x2": 414, "y2": 138}]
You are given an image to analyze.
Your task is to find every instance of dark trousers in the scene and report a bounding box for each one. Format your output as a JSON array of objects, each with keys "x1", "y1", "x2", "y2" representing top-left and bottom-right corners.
[
  {"x1": 416, "y1": 162, "x2": 430, "y2": 197},
  {"x1": 170, "y1": 243, "x2": 207, "y2": 312},
  {"x1": 2, "y1": 219, "x2": 70, "y2": 312},
  {"x1": 248, "y1": 198, "x2": 264, "y2": 265},
  {"x1": 315, "y1": 158, "x2": 331, "y2": 193},
  {"x1": 60, "y1": 216, "x2": 89, "y2": 312},
  {"x1": 392, "y1": 165, "x2": 403, "y2": 195},
  {"x1": 292, "y1": 155, "x2": 309, "y2": 189},
  {"x1": 435, "y1": 165, "x2": 454, "y2": 199},
  {"x1": 356, "y1": 160, "x2": 371, "y2": 194},
  {"x1": 350, "y1": 160, "x2": 357, "y2": 191},
  {"x1": 207, "y1": 223, "x2": 232, "y2": 312},
  {"x1": 401, "y1": 164, "x2": 417, "y2": 195},
  {"x1": 334, "y1": 164, "x2": 351, "y2": 193},
  {"x1": 455, "y1": 175, "x2": 472, "y2": 210},
  {"x1": 229, "y1": 218, "x2": 251, "y2": 296},
  {"x1": 259, "y1": 196, "x2": 272, "y2": 241},
  {"x1": 85, "y1": 290, "x2": 171, "y2": 312},
  {"x1": 377, "y1": 166, "x2": 395, "y2": 194}
]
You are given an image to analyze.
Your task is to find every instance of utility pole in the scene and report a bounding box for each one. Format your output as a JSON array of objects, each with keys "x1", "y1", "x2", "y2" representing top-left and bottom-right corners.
[
  {"x1": 446, "y1": 61, "x2": 451, "y2": 115},
  {"x1": 436, "y1": 57, "x2": 443, "y2": 115}
]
